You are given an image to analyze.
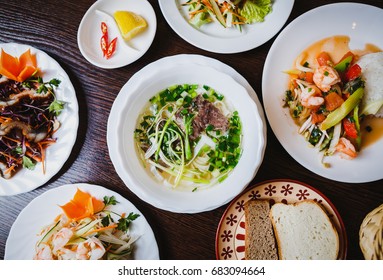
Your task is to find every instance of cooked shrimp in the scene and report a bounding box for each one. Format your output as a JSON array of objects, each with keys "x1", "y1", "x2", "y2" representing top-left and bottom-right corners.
[
  {"x1": 34, "y1": 244, "x2": 53, "y2": 260},
  {"x1": 52, "y1": 227, "x2": 73, "y2": 253},
  {"x1": 297, "y1": 81, "x2": 324, "y2": 108},
  {"x1": 76, "y1": 237, "x2": 106, "y2": 260},
  {"x1": 313, "y1": 65, "x2": 341, "y2": 92},
  {"x1": 335, "y1": 137, "x2": 357, "y2": 159},
  {"x1": 57, "y1": 248, "x2": 77, "y2": 260}
]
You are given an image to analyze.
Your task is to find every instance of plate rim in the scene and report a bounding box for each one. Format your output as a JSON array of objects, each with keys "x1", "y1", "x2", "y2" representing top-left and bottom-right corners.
[
  {"x1": 215, "y1": 178, "x2": 348, "y2": 260},
  {"x1": 0, "y1": 42, "x2": 79, "y2": 196}
]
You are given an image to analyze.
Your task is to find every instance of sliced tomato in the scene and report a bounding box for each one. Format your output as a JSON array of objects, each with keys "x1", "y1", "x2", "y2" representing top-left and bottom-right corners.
[
  {"x1": 311, "y1": 111, "x2": 326, "y2": 124},
  {"x1": 324, "y1": 92, "x2": 344, "y2": 111},
  {"x1": 342, "y1": 118, "x2": 358, "y2": 139},
  {"x1": 345, "y1": 64, "x2": 361, "y2": 81},
  {"x1": 316, "y1": 51, "x2": 333, "y2": 66},
  {"x1": 299, "y1": 71, "x2": 314, "y2": 83}
]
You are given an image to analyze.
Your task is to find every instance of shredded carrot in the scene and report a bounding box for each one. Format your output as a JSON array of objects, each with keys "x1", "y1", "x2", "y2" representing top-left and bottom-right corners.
[
  {"x1": 1, "y1": 135, "x2": 21, "y2": 144},
  {"x1": 26, "y1": 150, "x2": 42, "y2": 162},
  {"x1": 189, "y1": 9, "x2": 205, "y2": 16},
  {"x1": 201, "y1": 0, "x2": 213, "y2": 11},
  {"x1": 4, "y1": 165, "x2": 16, "y2": 174},
  {"x1": 38, "y1": 142, "x2": 45, "y2": 174},
  {"x1": 0, "y1": 151, "x2": 19, "y2": 161},
  {"x1": 83, "y1": 224, "x2": 118, "y2": 237},
  {"x1": 38, "y1": 139, "x2": 56, "y2": 145}
]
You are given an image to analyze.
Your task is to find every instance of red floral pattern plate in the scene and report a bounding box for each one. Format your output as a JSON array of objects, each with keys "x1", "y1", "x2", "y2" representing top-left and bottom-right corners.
[{"x1": 215, "y1": 179, "x2": 347, "y2": 260}]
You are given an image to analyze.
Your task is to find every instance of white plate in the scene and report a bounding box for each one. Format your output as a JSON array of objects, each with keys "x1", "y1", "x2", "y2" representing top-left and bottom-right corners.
[
  {"x1": 107, "y1": 55, "x2": 266, "y2": 213},
  {"x1": 0, "y1": 43, "x2": 79, "y2": 196},
  {"x1": 158, "y1": 0, "x2": 294, "y2": 54},
  {"x1": 5, "y1": 183, "x2": 159, "y2": 260},
  {"x1": 262, "y1": 3, "x2": 383, "y2": 183},
  {"x1": 77, "y1": 0, "x2": 156, "y2": 69}
]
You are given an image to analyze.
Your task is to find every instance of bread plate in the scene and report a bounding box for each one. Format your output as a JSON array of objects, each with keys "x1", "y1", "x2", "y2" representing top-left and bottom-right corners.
[{"x1": 215, "y1": 179, "x2": 347, "y2": 260}]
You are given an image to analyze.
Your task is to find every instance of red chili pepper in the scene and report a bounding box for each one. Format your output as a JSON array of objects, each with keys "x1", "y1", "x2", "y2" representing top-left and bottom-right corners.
[
  {"x1": 100, "y1": 34, "x2": 108, "y2": 57},
  {"x1": 101, "y1": 22, "x2": 108, "y2": 35},
  {"x1": 105, "y1": 37, "x2": 117, "y2": 59}
]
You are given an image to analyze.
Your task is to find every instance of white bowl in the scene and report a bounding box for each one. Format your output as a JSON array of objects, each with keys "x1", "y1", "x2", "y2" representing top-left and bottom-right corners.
[{"x1": 107, "y1": 56, "x2": 265, "y2": 213}]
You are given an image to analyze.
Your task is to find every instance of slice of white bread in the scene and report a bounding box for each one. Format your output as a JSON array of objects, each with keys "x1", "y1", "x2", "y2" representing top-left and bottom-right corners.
[
  {"x1": 245, "y1": 200, "x2": 278, "y2": 260},
  {"x1": 270, "y1": 200, "x2": 339, "y2": 260}
]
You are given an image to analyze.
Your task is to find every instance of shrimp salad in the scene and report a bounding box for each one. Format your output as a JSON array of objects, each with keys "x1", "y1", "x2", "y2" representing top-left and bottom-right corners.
[
  {"x1": 34, "y1": 189, "x2": 140, "y2": 260},
  {"x1": 284, "y1": 48, "x2": 367, "y2": 163}
]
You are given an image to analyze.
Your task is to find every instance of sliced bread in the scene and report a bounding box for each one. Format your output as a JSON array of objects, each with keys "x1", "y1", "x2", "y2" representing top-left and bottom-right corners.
[
  {"x1": 245, "y1": 199, "x2": 278, "y2": 260},
  {"x1": 270, "y1": 200, "x2": 339, "y2": 260}
]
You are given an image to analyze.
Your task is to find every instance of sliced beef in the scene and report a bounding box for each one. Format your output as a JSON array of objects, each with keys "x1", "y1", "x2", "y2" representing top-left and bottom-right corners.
[{"x1": 176, "y1": 95, "x2": 229, "y2": 140}]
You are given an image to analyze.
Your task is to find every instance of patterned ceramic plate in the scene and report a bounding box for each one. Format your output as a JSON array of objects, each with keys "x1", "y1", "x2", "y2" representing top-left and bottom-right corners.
[{"x1": 215, "y1": 179, "x2": 347, "y2": 260}]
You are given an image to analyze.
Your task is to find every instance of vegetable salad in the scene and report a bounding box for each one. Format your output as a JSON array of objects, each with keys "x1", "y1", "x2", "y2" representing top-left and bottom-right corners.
[
  {"x1": 183, "y1": 0, "x2": 272, "y2": 30},
  {"x1": 284, "y1": 49, "x2": 366, "y2": 164},
  {"x1": 34, "y1": 189, "x2": 139, "y2": 260}
]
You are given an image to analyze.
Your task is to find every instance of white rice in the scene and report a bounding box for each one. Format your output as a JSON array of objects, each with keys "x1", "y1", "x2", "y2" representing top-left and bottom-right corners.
[{"x1": 358, "y1": 52, "x2": 383, "y2": 117}]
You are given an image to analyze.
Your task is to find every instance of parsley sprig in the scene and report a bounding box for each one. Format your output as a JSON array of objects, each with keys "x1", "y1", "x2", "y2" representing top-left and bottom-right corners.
[
  {"x1": 101, "y1": 196, "x2": 140, "y2": 232},
  {"x1": 22, "y1": 76, "x2": 65, "y2": 116}
]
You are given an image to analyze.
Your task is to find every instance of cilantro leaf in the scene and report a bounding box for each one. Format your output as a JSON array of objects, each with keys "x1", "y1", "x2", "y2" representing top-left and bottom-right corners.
[
  {"x1": 12, "y1": 146, "x2": 23, "y2": 155},
  {"x1": 117, "y1": 212, "x2": 140, "y2": 232},
  {"x1": 103, "y1": 196, "x2": 118, "y2": 206},
  {"x1": 101, "y1": 214, "x2": 114, "y2": 227},
  {"x1": 22, "y1": 156, "x2": 36, "y2": 170},
  {"x1": 48, "y1": 100, "x2": 65, "y2": 116},
  {"x1": 49, "y1": 78, "x2": 61, "y2": 87}
]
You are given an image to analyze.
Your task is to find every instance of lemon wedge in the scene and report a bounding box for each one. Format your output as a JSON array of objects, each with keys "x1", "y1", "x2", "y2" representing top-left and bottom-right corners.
[{"x1": 113, "y1": 11, "x2": 147, "y2": 41}]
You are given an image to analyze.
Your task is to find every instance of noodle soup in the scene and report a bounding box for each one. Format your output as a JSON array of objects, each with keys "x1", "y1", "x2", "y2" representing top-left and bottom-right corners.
[{"x1": 134, "y1": 84, "x2": 242, "y2": 191}]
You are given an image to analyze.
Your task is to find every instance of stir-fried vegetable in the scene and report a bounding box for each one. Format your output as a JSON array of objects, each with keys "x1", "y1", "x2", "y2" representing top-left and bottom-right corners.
[
  {"x1": 135, "y1": 84, "x2": 242, "y2": 190},
  {"x1": 183, "y1": 0, "x2": 272, "y2": 30},
  {"x1": 34, "y1": 189, "x2": 140, "y2": 260},
  {"x1": 283, "y1": 48, "x2": 367, "y2": 163}
]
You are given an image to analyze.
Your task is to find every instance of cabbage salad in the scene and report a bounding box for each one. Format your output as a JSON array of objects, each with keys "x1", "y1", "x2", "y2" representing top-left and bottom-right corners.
[{"x1": 182, "y1": 0, "x2": 272, "y2": 30}]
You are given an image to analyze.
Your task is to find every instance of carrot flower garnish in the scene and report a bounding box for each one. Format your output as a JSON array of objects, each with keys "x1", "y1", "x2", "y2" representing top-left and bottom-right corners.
[
  {"x1": 0, "y1": 48, "x2": 37, "y2": 82},
  {"x1": 59, "y1": 188, "x2": 105, "y2": 220}
]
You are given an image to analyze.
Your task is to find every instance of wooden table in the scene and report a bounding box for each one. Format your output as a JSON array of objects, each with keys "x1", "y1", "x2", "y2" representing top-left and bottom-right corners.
[{"x1": 1, "y1": 0, "x2": 382, "y2": 260}]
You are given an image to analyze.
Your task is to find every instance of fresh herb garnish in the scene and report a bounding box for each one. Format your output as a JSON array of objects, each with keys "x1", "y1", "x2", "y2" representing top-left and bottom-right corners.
[
  {"x1": 22, "y1": 156, "x2": 36, "y2": 170},
  {"x1": 117, "y1": 212, "x2": 140, "y2": 232},
  {"x1": 48, "y1": 100, "x2": 66, "y2": 116},
  {"x1": 103, "y1": 195, "x2": 119, "y2": 206}
]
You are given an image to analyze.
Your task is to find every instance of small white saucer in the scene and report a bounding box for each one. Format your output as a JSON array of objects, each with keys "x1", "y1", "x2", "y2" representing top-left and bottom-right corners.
[{"x1": 77, "y1": 0, "x2": 156, "y2": 69}]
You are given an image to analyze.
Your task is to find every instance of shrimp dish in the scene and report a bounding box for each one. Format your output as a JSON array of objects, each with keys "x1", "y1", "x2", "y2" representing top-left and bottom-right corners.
[
  {"x1": 34, "y1": 188, "x2": 140, "y2": 260},
  {"x1": 283, "y1": 36, "x2": 383, "y2": 164}
]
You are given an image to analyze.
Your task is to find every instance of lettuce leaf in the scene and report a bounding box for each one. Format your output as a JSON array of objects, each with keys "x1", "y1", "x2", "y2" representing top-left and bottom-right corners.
[{"x1": 239, "y1": 0, "x2": 272, "y2": 24}]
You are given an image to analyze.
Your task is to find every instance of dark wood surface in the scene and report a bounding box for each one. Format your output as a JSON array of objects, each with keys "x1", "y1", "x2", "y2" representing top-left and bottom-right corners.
[{"x1": 1, "y1": 0, "x2": 382, "y2": 260}]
